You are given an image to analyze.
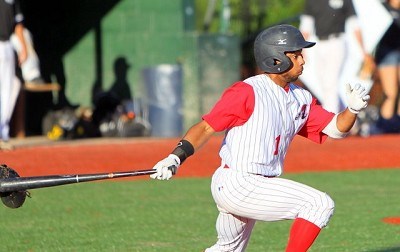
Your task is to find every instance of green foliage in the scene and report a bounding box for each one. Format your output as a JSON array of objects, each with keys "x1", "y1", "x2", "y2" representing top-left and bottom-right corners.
[
  {"x1": 1, "y1": 169, "x2": 399, "y2": 251},
  {"x1": 195, "y1": 0, "x2": 305, "y2": 37}
]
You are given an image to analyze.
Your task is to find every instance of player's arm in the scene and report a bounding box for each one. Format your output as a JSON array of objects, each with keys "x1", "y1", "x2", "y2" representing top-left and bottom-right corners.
[
  {"x1": 148, "y1": 120, "x2": 216, "y2": 181},
  {"x1": 14, "y1": 1, "x2": 28, "y2": 65},
  {"x1": 333, "y1": 109, "x2": 357, "y2": 133},
  {"x1": 150, "y1": 81, "x2": 254, "y2": 180},
  {"x1": 323, "y1": 83, "x2": 370, "y2": 138},
  {"x1": 181, "y1": 120, "x2": 216, "y2": 152},
  {"x1": 14, "y1": 24, "x2": 27, "y2": 64}
]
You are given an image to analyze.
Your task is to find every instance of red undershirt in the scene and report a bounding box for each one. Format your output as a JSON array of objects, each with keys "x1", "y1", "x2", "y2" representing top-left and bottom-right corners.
[{"x1": 203, "y1": 81, "x2": 335, "y2": 144}]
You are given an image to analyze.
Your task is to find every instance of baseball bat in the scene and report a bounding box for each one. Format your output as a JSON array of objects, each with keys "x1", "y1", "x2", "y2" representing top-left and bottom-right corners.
[{"x1": 0, "y1": 169, "x2": 157, "y2": 193}]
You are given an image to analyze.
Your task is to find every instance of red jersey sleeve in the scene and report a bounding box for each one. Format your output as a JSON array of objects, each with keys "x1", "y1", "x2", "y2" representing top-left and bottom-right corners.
[
  {"x1": 297, "y1": 98, "x2": 335, "y2": 144},
  {"x1": 202, "y1": 82, "x2": 255, "y2": 132}
]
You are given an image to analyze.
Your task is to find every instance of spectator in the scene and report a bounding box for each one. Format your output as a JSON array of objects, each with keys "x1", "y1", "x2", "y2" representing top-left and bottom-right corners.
[
  {"x1": 108, "y1": 57, "x2": 132, "y2": 103},
  {"x1": 299, "y1": 0, "x2": 374, "y2": 113},
  {"x1": 374, "y1": 0, "x2": 400, "y2": 133},
  {"x1": 0, "y1": 0, "x2": 27, "y2": 150},
  {"x1": 11, "y1": 27, "x2": 44, "y2": 84}
]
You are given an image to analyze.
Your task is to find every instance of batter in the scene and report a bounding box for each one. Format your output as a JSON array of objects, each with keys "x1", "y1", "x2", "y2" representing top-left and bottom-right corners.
[{"x1": 150, "y1": 24, "x2": 370, "y2": 251}]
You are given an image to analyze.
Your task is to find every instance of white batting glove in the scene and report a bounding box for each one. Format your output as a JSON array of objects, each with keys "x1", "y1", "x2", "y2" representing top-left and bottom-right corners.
[
  {"x1": 150, "y1": 154, "x2": 180, "y2": 180},
  {"x1": 346, "y1": 83, "x2": 370, "y2": 114}
]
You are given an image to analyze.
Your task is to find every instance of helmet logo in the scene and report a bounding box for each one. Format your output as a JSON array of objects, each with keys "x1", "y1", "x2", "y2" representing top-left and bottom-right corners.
[
  {"x1": 329, "y1": 0, "x2": 343, "y2": 9},
  {"x1": 277, "y1": 39, "x2": 287, "y2": 45}
]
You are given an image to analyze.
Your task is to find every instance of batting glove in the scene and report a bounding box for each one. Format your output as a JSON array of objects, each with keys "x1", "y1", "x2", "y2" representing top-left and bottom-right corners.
[
  {"x1": 346, "y1": 83, "x2": 370, "y2": 114},
  {"x1": 150, "y1": 154, "x2": 180, "y2": 180}
]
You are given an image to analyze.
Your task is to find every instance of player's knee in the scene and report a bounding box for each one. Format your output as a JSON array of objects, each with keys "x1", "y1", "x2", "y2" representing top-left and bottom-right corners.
[
  {"x1": 316, "y1": 193, "x2": 335, "y2": 227},
  {"x1": 324, "y1": 193, "x2": 335, "y2": 210},
  {"x1": 299, "y1": 192, "x2": 335, "y2": 228}
]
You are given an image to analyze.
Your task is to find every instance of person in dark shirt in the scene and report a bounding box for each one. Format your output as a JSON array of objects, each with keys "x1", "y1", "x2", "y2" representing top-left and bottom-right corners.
[
  {"x1": 300, "y1": 0, "x2": 374, "y2": 113},
  {"x1": 374, "y1": 0, "x2": 400, "y2": 133}
]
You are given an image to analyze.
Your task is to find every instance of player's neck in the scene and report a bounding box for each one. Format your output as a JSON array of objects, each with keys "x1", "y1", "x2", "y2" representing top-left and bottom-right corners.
[{"x1": 265, "y1": 73, "x2": 289, "y2": 89}]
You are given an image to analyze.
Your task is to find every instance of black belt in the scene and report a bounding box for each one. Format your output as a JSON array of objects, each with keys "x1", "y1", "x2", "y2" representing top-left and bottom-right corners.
[{"x1": 318, "y1": 33, "x2": 343, "y2": 41}]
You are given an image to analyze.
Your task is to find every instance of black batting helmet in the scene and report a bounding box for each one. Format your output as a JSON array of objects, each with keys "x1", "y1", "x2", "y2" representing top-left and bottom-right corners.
[{"x1": 254, "y1": 24, "x2": 315, "y2": 73}]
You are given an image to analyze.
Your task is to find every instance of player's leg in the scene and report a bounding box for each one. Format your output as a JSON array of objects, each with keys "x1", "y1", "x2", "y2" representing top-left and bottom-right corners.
[
  {"x1": 210, "y1": 167, "x2": 334, "y2": 251},
  {"x1": 277, "y1": 178, "x2": 334, "y2": 252},
  {"x1": 205, "y1": 211, "x2": 256, "y2": 252},
  {"x1": 378, "y1": 65, "x2": 398, "y2": 119},
  {"x1": 212, "y1": 169, "x2": 334, "y2": 225},
  {"x1": 285, "y1": 217, "x2": 321, "y2": 252},
  {"x1": 0, "y1": 42, "x2": 15, "y2": 142},
  {"x1": 374, "y1": 46, "x2": 400, "y2": 133},
  {"x1": 206, "y1": 167, "x2": 256, "y2": 252}
]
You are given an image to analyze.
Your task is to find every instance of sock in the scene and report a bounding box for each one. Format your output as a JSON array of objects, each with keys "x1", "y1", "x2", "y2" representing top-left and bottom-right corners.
[{"x1": 286, "y1": 218, "x2": 321, "y2": 252}]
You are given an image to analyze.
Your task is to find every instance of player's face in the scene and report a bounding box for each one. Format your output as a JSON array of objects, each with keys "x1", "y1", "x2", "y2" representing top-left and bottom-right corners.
[{"x1": 281, "y1": 50, "x2": 305, "y2": 83}]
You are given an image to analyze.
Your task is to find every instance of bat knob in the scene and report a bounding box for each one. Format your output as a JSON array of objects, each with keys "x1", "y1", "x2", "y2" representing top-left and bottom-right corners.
[{"x1": 0, "y1": 164, "x2": 28, "y2": 208}]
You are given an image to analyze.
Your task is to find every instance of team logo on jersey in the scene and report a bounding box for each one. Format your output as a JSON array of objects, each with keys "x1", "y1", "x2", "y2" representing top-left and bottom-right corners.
[{"x1": 295, "y1": 104, "x2": 308, "y2": 120}]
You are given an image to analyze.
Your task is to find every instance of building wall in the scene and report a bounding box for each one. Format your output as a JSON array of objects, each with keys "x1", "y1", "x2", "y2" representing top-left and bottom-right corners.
[{"x1": 23, "y1": 0, "x2": 240, "y2": 134}]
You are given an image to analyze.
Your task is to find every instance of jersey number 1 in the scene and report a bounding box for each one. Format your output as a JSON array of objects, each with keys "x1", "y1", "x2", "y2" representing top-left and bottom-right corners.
[{"x1": 274, "y1": 135, "x2": 281, "y2": 155}]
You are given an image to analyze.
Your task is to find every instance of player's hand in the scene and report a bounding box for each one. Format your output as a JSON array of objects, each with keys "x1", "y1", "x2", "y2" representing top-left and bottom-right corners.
[
  {"x1": 150, "y1": 154, "x2": 180, "y2": 180},
  {"x1": 346, "y1": 83, "x2": 370, "y2": 114}
]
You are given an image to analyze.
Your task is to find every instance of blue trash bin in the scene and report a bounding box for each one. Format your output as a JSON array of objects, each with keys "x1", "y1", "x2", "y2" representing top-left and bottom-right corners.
[{"x1": 142, "y1": 64, "x2": 183, "y2": 137}]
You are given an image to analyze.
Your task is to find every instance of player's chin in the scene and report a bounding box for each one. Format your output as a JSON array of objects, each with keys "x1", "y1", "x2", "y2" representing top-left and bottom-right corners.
[
  {"x1": 284, "y1": 71, "x2": 301, "y2": 82},
  {"x1": 296, "y1": 70, "x2": 303, "y2": 79},
  {"x1": 293, "y1": 71, "x2": 302, "y2": 79}
]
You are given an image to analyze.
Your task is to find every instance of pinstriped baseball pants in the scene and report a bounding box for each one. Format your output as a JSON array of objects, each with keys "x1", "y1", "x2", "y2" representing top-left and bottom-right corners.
[
  {"x1": 205, "y1": 166, "x2": 334, "y2": 252},
  {"x1": 0, "y1": 41, "x2": 16, "y2": 141}
]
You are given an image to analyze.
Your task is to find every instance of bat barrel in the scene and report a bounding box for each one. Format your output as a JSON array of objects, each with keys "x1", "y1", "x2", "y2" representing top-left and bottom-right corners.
[{"x1": 0, "y1": 169, "x2": 156, "y2": 193}]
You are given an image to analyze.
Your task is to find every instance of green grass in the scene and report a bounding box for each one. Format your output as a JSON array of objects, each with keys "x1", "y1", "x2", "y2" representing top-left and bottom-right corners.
[{"x1": 1, "y1": 169, "x2": 399, "y2": 252}]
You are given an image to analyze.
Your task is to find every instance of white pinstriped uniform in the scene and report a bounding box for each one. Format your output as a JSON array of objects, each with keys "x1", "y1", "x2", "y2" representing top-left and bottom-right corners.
[
  {"x1": 0, "y1": 0, "x2": 24, "y2": 141},
  {"x1": 205, "y1": 74, "x2": 334, "y2": 252},
  {"x1": 0, "y1": 40, "x2": 15, "y2": 141}
]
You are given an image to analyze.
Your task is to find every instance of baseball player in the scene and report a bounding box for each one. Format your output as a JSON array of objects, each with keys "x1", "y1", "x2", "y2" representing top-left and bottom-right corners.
[
  {"x1": 150, "y1": 24, "x2": 370, "y2": 251},
  {"x1": 0, "y1": 0, "x2": 27, "y2": 150}
]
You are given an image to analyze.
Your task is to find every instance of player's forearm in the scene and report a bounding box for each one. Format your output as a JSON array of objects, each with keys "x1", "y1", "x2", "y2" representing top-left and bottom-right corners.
[
  {"x1": 335, "y1": 109, "x2": 357, "y2": 133},
  {"x1": 14, "y1": 24, "x2": 27, "y2": 64},
  {"x1": 182, "y1": 120, "x2": 215, "y2": 151}
]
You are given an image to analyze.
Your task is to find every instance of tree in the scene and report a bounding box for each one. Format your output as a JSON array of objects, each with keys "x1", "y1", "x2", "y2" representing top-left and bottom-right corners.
[{"x1": 195, "y1": 0, "x2": 305, "y2": 37}]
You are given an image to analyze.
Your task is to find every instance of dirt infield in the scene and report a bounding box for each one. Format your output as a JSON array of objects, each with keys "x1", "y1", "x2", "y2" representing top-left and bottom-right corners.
[{"x1": 1, "y1": 134, "x2": 399, "y2": 177}]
